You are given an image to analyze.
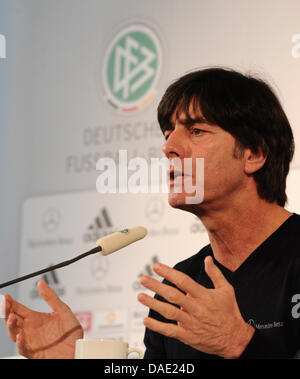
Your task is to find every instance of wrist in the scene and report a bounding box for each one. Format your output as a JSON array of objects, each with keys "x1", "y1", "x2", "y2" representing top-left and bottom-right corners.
[{"x1": 223, "y1": 322, "x2": 255, "y2": 359}]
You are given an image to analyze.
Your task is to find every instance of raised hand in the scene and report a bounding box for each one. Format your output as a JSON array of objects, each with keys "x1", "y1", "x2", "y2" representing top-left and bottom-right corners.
[
  {"x1": 138, "y1": 256, "x2": 254, "y2": 359},
  {"x1": 3, "y1": 280, "x2": 83, "y2": 359}
]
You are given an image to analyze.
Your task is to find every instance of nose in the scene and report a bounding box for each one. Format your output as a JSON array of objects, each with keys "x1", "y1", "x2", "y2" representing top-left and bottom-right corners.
[{"x1": 162, "y1": 125, "x2": 187, "y2": 159}]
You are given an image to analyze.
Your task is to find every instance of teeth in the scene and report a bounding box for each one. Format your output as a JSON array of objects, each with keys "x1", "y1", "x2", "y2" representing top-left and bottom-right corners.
[{"x1": 173, "y1": 172, "x2": 182, "y2": 179}]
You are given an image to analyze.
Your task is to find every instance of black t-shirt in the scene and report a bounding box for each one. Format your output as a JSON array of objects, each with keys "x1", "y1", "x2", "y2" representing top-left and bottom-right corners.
[{"x1": 143, "y1": 213, "x2": 300, "y2": 359}]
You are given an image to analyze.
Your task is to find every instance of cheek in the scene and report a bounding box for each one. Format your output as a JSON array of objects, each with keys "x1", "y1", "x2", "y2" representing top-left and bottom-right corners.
[{"x1": 203, "y1": 153, "x2": 245, "y2": 188}]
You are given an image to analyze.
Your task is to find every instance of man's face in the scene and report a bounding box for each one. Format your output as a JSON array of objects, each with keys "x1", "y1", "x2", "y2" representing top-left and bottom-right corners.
[{"x1": 162, "y1": 106, "x2": 248, "y2": 211}]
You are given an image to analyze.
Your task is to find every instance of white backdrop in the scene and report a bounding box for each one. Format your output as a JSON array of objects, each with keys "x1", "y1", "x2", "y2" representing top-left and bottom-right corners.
[
  {"x1": 1, "y1": 0, "x2": 300, "y2": 357},
  {"x1": 18, "y1": 191, "x2": 209, "y2": 351}
]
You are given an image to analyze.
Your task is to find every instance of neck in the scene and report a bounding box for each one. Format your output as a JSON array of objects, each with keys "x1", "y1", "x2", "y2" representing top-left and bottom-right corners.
[{"x1": 195, "y1": 197, "x2": 292, "y2": 272}]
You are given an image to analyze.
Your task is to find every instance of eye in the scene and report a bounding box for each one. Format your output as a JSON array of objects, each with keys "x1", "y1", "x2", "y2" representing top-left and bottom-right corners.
[{"x1": 191, "y1": 128, "x2": 203, "y2": 136}]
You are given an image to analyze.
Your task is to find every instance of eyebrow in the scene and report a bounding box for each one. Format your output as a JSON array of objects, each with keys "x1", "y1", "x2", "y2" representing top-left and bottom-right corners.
[
  {"x1": 164, "y1": 116, "x2": 211, "y2": 132},
  {"x1": 179, "y1": 116, "x2": 208, "y2": 126}
]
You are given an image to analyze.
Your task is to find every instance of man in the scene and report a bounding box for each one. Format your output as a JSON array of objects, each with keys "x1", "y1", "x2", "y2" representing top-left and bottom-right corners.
[{"x1": 3, "y1": 68, "x2": 299, "y2": 359}]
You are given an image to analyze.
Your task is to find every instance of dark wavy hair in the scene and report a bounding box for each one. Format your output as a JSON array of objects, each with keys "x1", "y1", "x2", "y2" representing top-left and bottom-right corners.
[{"x1": 157, "y1": 68, "x2": 294, "y2": 206}]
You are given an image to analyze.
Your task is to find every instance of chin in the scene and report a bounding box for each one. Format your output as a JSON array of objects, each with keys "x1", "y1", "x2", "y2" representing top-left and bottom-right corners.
[
  {"x1": 168, "y1": 192, "x2": 204, "y2": 211},
  {"x1": 168, "y1": 192, "x2": 185, "y2": 208}
]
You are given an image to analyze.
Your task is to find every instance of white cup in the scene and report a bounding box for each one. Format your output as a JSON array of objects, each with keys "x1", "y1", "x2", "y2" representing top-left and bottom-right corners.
[{"x1": 74, "y1": 338, "x2": 144, "y2": 359}]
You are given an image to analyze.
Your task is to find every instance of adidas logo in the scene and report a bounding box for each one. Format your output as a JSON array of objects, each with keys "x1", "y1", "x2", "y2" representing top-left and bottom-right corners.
[
  {"x1": 132, "y1": 255, "x2": 160, "y2": 291},
  {"x1": 83, "y1": 208, "x2": 116, "y2": 243},
  {"x1": 30, "y1": 268, "x2": 65, "y2": 299},
  {"x1": 39, "y1": 270, "x2": 59, "y2": 286}
]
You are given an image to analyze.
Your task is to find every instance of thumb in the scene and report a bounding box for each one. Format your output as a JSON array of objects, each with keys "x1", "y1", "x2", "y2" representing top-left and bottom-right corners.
[
  {"x1": 204, "y1": 256, "x2": 229, "y2": 289},
  {"x1": 38, "y1": 280, "x2": 69, "y2": 313}
]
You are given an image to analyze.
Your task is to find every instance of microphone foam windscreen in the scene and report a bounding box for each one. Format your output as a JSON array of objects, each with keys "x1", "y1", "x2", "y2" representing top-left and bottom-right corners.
[{"x1": 96, "y1": 226, "x2": 147, "y2": 256}]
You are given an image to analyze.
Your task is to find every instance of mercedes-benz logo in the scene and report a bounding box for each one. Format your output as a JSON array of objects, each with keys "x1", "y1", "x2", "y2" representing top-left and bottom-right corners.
[
  {"x1": 145, "y1": 198, "x2": 164, "y2": 223},
  {"x1": 42, "y1": 208, "x2": 61, "y2": 233},
  {"x1": 90, "y1": 255, "x2": 109, "y2": 280}
]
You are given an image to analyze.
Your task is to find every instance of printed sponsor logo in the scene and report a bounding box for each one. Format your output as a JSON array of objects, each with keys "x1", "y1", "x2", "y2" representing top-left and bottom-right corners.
[
  {"x1": 133, "y1": 255, "x2": 160, "y2": 291},
  {"x1": 94, "y1": 309, "x2": 128, "y2": 331},
  {"x1": 26, "y1": 208, "x2": 73, "y2": 248},
  {"x1": 75, "y1": 252, "x2": 122, "y2": 296},
  {"x1": 145, "y1": 198, "x2": 165, "y2": 223},
  {"x1": 90, "y1": 254, "x2": 109, "y2": 281},
  {"x1": 83, "y1": 208, "x2": 116, "y2": 243},
  {"x1": 75, "y1": 311, "x2": 92, "y2": 332},
  {"x1": 102, "y1": 24, "x2": 162, "y2": 114},
  {"x1": 42, "y1": 208, "x2": 61, "y2": 233},
  {"x1": 247, "y1": 318, "x2": 284, "y2": 329}
]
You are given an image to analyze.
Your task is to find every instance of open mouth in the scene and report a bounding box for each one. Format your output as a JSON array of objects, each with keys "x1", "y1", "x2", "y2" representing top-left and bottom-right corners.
[
  {"x1": 169, "y1": 170, "x2": 192, "y2": 182},
  {"x1": 169, "y1": 171, "x2": 184, "y2": 181}
]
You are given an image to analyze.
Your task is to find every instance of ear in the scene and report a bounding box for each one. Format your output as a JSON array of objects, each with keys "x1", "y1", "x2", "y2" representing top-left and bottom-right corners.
[{"x1": 243, "y1": 148, "x2": 267, "y2": 175}]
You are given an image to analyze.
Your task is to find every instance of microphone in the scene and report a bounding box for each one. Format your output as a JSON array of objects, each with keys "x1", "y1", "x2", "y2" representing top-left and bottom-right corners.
[
  {"x1": 0, "y1": 226, "x2": 147, "y2": 289},
  {"x1": 98, "y1": 226, "x2": 147, "y2": 255}
]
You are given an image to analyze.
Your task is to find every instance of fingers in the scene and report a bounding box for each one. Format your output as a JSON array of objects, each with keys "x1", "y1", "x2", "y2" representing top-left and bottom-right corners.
[
  {"x1": 3, "y1": 295, "x2": 28, "y2": 345},
  {"x1": 204, "y1": 256, "x2": 229, "y2": 289},
  {"x1": 151, "y1": 263, "x2": 204, "y2": 298},
  {"x1": 138, "y1": 293, "x2": 191, "y2": 324},
  {"x1": 140, "y1": 275, "x2": 195, "y2": 312},
  {"x1": 6, "y1": 316, "x2": 32, "y2": 358},
  {"x1": 143, "y1": 316, "x2": 186, "y2": 341},
  {"x1": 6, "y1": 313, "x2": 24, "y2": 342},
  {"x1": 37, "y1": 280, "x2": 70, "y2": 313}
]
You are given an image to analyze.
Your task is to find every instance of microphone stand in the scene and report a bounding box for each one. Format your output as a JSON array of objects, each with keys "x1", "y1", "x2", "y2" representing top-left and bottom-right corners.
[{"x1": 0, "y1": 246, "x2": 102, "y2": 289}]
